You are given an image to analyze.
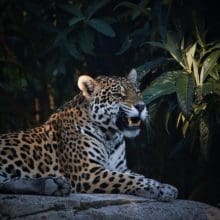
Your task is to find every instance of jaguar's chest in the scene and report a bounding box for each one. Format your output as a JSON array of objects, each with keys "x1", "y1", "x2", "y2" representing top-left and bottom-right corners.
[
  {"x1": 105, "y1": 133, "x2": 126, "y2": 170},
  {"x1": 77, "y1": 125, "x2": 126, "y2": 170}
]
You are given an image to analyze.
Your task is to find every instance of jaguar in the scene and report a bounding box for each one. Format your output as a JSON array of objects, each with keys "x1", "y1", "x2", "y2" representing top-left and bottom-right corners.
[{"x1": 0, "y1": 69, "x2": 178, "y2": 201}]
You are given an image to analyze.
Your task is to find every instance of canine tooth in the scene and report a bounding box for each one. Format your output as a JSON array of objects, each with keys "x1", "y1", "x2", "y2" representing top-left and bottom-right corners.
[{"x1": 128, "y1": 118, "x2": 132, "y2": 126}]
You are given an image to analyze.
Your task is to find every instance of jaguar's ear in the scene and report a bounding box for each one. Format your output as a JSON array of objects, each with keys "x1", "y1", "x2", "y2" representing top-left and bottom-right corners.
[
  {"x1": 78, "y1": 75, "x2": 99, "y2": 99},
  {"x1": 127, "y1": 68, "x2": 137, "y2": 84}
]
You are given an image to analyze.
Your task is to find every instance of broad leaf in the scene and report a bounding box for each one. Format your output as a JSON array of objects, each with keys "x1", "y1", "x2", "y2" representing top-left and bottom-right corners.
[
  {"x1": 165, "y1": 32, "x2": 184, "y2": 68},
  {"x1": 165, "y1": 101, "x2": 178, "y2": 134},
  {"x1": 131, "y1": 8, "x2": 141, "y2": 20},
  {"x1": 114, "y1": 2, "x2": 137, "y2": 10},
  {"x1": 201, "y1": 82, "x2": 213, "y2": 96},
  {"x1": 136, "y1": 57, "x2": 168, "y2": 80},
  {"x1": 142, "y1": 71, "x2": 181, "y2": 104},
  {"x1": 58, "y1": 62, "x2": 66, "y2": 75},
  {"x1": 213, "y1": 82, "x2": 220, "y2": 96},
  {"x1": 194, "y1": 20, "x2": 206, "y2": 50},
  {"x1": 192, "y1": 56, "x2": 199, "y2": 86},
  {"x1": 200, "y1": 50, "x2": 220, "y2": 84},
  {"x1": 86, "y1": 0, "x2": 110, "y2": 19},
  {"x1": 53, "y1": 32, "x2": 66, "y2": 47},
  {"x1": 78, "y1": 30, "x2": 95, "y2": 56},
  {"x1": 202, "y1": 79, "x2": 220, "y2": 96},
  {"x1": 182, "y1": 119, "x2": 190, "y2": 137},
  {"x1": 144, "y1": 41, "x2": 165, "y2": 49},
  {"x1": 155, "y1": 0, "x2": 167, "y2": 41},
  {"x1": 205, "y1": 42, "x2": 220, "y2": 54},
  {"x1": 116, "y1": 36, "x2": 132, "y2": 55},
  {"x1": 199, "y1": 116, "x2": 211, "y2": 160},
  {"x1": 59, "y1": 4, "x2": 83, "y2": 17},
  {"x1": 185, "y1": 42, "x2": 197, "y2": 72},
  {"x1": 169, "y1": 138, "x2": 189, "y2": 159},
  {"x1": 209, "y1": 64, "x2": 220, "y2": 80},
  {"x1": 130, "y1": 23, "x2": 149, "y2": 48},
  {"x1": 68, "y1": 17, "x2": 84, "y2": 27},
  {"x1": 88, "y1": 19, "x2": 115, "y2": 37},
  {"x1": 176, "y1": 72, "x2": 195, "y2": 116},
  {"x1": 180, "y1": 38, "x2": 185, "y2": 50},
  {"x1": 66, "y1": 42, "x2": 82, "y2": 60}
]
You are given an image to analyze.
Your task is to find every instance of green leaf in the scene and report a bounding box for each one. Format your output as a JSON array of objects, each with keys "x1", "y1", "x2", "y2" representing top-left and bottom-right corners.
[
  {"x1": 78, "y1": 30, "x2": 95, "y2": 56},
  {"x1": 165, "y1": 32, "x2": 184, "y2": 68},
  {"x1": 88, "y1": 19, "x2": 115, "y2": 37},
  {"x1": 180, "y1": 38, "x2": 185, "y2": 50},
  {"x1": 53, "y1": 32, "x2": 66, "y2": 47},
  {"x1": 164, "y1": 101, "x2": 177, "y2": 134},
  {"x1": 130, "y1": 23, "x2": 149, "y2": 47},
  {"x1": 176, "y1": 73, "x2": 195, "y2": 116},
  {"x1": 214, "y1": 84, "x2": 220, "y2": 96},
  {"x1": 200, "y1": 50, "x2": 220, "y2": 84},
  {"x1": 169, "y1": 138, "x2": 189, "y2": 159},
  {"x1": 210, "y1": 64, "x2": 220, "y2": 80},
  {"x1": 185, "y1": 42, "x2": 197, "y2": 72},
  {"x1": 192, "y1": 56, "x2": 199, "y2": 86},
  {"x1": 156, "y1": 1, "x2": 167, "y2": 41},
  {"x1": 194, "y1": 20, "x2": 206, "y2": 50},
  {"x1": 68, "y1": 17, "x2": 84, "y2": 26},
  {"x1": 142, "y1": 71, "x2": 181, "y2": 104},
  {"x1": 45, "y1": 53, "x2": 59, "y2": 76},
  {"x1": 58, "y1": 62, "x2": 66, "y2": 75},
  {"x1": 202, "y1": 79, "x2": 220, "y2": 96},
  {"x1": 59, "y1": 4, "x2": 83, "y2": 17},
  {"x1": 131, "y1": 8, "x2": 141, "y2": 20},
  {"x1": 205, "y1": 42, "x2": 220, "y2": 54},
  {"x1": 66, "y1": 42, "x2": 82, "y2": 60},
  {"x1": 116, "y1": 36, "x2": 132, "y2": 55},
  {"x1": 201, "y1": 82, "x2": 213, "y2": 96},
  {"x1": 20, "y1": 78, "x2": 28, "y2": 88},
  {"x1": 182, "y1": 119, "x2": 190, "y2": 137},
  {"x1": 86, "y1": 0, "x2": 110, "y2": 19},
  {"x1": 114, "y1": 1, "x2": 137, "y2": 10},
  {"x1": 199, "y1": 116, "x2": 211, "y2": 160},
  {"x1": 136, "y1": 57, "x2": 168, "y2": 80},
  {"x1": 144, "y1": 41, "x2": 165, "y2": 49}
]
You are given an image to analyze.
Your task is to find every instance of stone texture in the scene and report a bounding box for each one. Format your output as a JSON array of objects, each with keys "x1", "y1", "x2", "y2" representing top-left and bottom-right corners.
[{"x1": 0, "y1": 193, "x2": 219, "y2": 220}]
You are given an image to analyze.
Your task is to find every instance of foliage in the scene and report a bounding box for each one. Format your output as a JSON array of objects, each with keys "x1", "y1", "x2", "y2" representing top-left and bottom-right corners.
[
  {"x1": 138, "y1": 3, "x2": 220, "y2": 205},
  {"x1": 142, "y1": 25, "x2": 220, "y2": 151},
  {"x1": 0, "y1": 0, "x2": 119, "y2": 130}
]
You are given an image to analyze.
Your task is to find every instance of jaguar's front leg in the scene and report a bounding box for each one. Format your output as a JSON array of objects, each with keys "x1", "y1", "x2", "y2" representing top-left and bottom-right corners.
[
  {"x1": 135, "y1": 178, "x2": 178, "y2": 202},
  {"x1": 0, "y1": 176, "x2": 71, "y2": 196},
  {"x1": 123, "y1": 169, "x2": 145, "y2": 179},
  {"x1": 78, "y1": 166, "x2": 178, "y2": 202}
]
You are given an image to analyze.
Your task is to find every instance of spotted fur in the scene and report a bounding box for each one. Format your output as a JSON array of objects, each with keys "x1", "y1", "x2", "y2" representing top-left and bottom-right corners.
[{"x1": 0, "y1": 69, "x2": 178, "y2": 201}]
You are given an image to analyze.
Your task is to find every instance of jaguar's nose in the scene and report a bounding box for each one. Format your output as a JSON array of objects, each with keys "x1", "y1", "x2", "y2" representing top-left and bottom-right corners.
[{"x1": 134, "y1": 102, "x2": 146, "y2": 112}]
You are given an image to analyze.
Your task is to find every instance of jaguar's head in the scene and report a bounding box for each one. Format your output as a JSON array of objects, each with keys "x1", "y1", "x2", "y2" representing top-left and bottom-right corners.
[{"x1": 78, "y1": 69, "x2": 148, "y2": 138}]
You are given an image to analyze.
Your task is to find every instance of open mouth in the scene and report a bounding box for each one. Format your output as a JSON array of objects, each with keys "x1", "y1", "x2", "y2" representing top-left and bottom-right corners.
[
  {"x1": 127, "y1": 117, "x2": 141, "y2": 127},
  {"x1": 116, "y1": 113, "x2": 142, "y2": 131}
]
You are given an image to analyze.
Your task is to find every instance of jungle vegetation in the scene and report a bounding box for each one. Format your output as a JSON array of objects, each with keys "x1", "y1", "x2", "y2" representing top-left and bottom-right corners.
[{"x1": 0, "y1": 0, "x2": 219, "y2": 207}]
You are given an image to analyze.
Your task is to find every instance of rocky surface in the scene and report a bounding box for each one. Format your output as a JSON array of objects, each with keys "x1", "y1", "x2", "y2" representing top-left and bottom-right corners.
[{"x1": 0, "y1": 193, "x2": 219, "y2": 220}]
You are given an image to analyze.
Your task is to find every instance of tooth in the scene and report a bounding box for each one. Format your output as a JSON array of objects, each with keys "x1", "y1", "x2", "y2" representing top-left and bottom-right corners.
[
  {"x1": 128, "y1": 118, "x2": 132, "y2": 126},
  {"x1": 127, "y1": 118, "x2": 141, "y2": 127}
]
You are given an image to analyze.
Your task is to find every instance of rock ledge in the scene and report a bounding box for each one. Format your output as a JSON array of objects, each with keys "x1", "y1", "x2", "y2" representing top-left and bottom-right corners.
[{"x1": 0, "y1": 193, "x2": 219, "y2": 220}]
